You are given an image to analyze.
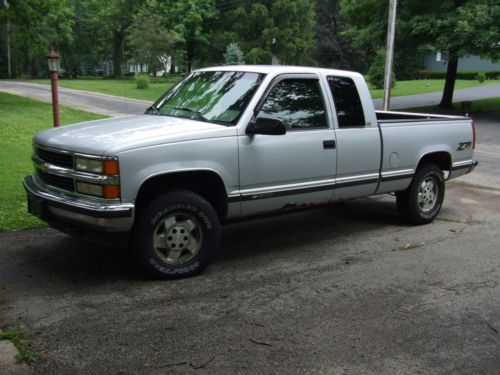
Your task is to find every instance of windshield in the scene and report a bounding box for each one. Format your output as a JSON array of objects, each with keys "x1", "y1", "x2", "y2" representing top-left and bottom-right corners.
[{"x1": 150, "y1": 71, "x2": 265, "y2": 125}]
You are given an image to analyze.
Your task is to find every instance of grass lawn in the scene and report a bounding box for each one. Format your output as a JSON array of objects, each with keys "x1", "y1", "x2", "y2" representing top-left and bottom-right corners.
[
  {"x1": 369, "y1": 79, "x2": 500, "y2": 99},
  {"x1": 29, "y1": 77, "x2": 179, "y2": 102},
  {"x1": 24, "y1": 77, "x2": 500, "y2": 102},
  {"x1": 0, "y1": 93, "x2": 107, "y2": 231}
]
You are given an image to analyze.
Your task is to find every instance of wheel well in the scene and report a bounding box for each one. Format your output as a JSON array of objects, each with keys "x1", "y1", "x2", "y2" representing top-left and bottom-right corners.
[
  {"x1": 135, "y1": 171, "x2": 228, "y2": 220},
  {"x1": 417, "y1": 152, "x2": 451, "y2": 173}
]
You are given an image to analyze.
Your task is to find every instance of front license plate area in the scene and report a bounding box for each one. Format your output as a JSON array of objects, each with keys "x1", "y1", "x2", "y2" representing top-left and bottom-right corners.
[{"x1": 27, "y1": 194, "x2": 46, "y2": 219}]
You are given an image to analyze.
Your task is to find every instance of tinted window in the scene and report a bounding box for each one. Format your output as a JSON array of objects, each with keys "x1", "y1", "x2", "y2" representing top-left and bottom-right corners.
[
  {"x1": 327, "y1": 76, "x2": 365, "y2": 127},
  {"x1": 259, "y1": 78, "x2": 327, "y2": 130}
]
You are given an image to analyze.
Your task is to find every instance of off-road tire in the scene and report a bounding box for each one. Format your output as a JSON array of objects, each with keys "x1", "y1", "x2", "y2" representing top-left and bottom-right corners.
[
  {"x1": 133, "y1": 190, "x2": 221, "y2": 279},
  {"x1": 396, "y1": 163, "x2": 445, "y2": 225}
]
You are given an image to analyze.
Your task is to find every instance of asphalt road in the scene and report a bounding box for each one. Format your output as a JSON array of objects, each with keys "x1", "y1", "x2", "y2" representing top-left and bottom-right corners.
[
  {"x1": 373, "y1": 83, "x2": 500, "y2": 110},
  {"x1": 1, "y1": 80, "x2": 500, "y2": 116},
  {"x1": 0, "y1": 117, "x2": 499, "y2": 374},
  {"x1": 472, "y1": 112, "x2": 500, "y2": 179},
  {"x1": 0, "y1": 81, "x2": 149, "y2": 117}
]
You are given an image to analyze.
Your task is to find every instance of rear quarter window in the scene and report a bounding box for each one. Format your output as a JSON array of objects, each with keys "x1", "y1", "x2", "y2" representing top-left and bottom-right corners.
[{"x1": 327, "y1": 76, "x2": 365, "y2": 128}]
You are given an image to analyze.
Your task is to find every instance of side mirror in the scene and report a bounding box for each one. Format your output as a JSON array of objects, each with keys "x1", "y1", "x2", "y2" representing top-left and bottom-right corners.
[{"x1": 246, "y1": 116, "x2": 286, "y2": 136}]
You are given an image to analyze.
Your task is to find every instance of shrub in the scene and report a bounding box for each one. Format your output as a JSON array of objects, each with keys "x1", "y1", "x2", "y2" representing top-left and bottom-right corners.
[
  {"x1": 224, "y1": 42, "x2": 245, "y2": 65},
  {"x1": 135, "y1": 74, "x2": 150, "y2": 89},
  {"x1": 476, "y1": 72, "x2": 486, "y2": 83},
  {"x1": 394, "y1": 51, "x2": 422, "y2": 80},
  {"x1": 367, "y1": 50, "x2": 396, "y2": 89},
  {"x1": 485, "y1": 71, "x2": 500, "y2": 80},
  {"x1": 420, "y1": 70, "x2": 500, "y2": 80}
]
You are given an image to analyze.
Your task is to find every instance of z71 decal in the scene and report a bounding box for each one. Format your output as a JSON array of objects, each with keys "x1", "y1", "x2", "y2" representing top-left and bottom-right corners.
[{"x1": 457, "y1": 142, "x2": 472, "y2": 151}]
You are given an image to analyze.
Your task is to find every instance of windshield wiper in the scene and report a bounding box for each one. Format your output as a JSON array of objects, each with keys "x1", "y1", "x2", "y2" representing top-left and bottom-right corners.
[
  {"x1": 146, "y1": 105, "x2": 160, "y2": 115},
  {"x1": 173, "y1": 107, "x2": 209, "y2": 122}
]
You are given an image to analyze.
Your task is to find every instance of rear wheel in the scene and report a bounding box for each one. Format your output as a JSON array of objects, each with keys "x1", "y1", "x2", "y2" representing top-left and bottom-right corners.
[
  {"x1": 133, "y1": 190, "x2": 221, "y2": 279},
  {"x1": 396, "y1": 163, "x2": 445, "y2": 225}
]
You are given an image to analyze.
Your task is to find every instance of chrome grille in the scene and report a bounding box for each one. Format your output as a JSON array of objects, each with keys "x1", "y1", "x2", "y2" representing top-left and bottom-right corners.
[
  {"x1": 34, "y1": 146, "x2": 75, "y2": 192},
  {"x1": 35, "y1": 146, "x2": 73, "y2": 168},
  {"x1": 36, "y1": 170, "x2": 75, "y2": 192}
]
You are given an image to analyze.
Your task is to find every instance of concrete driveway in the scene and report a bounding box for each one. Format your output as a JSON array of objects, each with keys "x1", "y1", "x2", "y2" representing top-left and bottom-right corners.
[{"x1": 0, "y1": 116, "x2": 499, "y2": 374}]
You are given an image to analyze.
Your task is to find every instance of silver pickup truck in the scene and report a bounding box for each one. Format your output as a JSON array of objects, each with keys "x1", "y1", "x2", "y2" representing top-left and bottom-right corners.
[{"x1": 24, "y1": 66, "x2": 477, "y2": 278}]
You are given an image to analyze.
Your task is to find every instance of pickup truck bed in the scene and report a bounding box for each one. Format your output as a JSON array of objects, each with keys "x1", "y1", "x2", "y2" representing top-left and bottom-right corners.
[{"x1": 376, "y1": 110, "x2": 464, "y2": 121}]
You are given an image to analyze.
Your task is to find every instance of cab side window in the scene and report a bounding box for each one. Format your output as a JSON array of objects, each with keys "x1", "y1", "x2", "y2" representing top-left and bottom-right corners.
[
  {"x1": 327, "y1": 76, "x2": 365, "y2": 127},
  {"x1": 259, "y1": 78, "x2": 327, "y2": 130}
]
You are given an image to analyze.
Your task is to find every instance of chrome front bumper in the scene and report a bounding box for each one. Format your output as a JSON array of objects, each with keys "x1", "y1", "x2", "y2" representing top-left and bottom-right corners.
[{"x1": 23, "y1": 175, "x2": 134, "y2": 232}]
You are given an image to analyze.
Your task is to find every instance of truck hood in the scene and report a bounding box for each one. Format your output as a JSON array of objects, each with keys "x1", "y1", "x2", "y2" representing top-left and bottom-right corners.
[{"x1": 34, "y1": 115, "x2": 236, "y2": 155}]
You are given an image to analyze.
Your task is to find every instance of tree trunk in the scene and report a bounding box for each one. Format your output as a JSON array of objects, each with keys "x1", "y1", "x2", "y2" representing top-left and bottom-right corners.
[
  {"x1": 30, "y1": 58, "x2": 38, "y2": 78},
  {"x1": 6, "y1": 19, "x2": 12, "y2": 78},
  {"x1": 439, "y1": 55, "x2": 458, "y2": 109},
  {"x1": 113, "y1": 30, "x2": 125, "y2": 77},
  {"x1": 169, "y1": 56, "x2": 175, "y2": 74}
]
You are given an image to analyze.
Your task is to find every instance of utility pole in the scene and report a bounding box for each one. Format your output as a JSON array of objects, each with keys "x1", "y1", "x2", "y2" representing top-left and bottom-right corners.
[
  {"x1": 382, "y1": 0, "x2": 397, "y2": 111},
  {"x1": 4, "y1": 0, "x2": 11, "y2": 78}
]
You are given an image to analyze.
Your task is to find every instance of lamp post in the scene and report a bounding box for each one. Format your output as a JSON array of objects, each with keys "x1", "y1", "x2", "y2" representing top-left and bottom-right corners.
[{"x1": 46, "y1": 48, "x2": 61, "y2": 127}]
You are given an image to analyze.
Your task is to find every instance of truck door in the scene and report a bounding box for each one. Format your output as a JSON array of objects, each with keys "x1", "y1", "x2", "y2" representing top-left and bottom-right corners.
[
  {"x1": 325, "y1": 75, "x2": 381, "y2": 199},
  {"x1": 238, "y1": 74, "x2": 337, "y2": 216}
]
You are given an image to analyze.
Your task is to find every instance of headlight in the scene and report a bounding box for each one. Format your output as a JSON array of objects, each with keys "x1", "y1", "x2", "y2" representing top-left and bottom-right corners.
[
  {"x1": 75, "y1": 157, "x2": 119, "y2": 175},
  {"x1": 75, "y1": 157, "x2": 103, "y2": 173},
  {"x1": 76, "y1": 181, "x2": 104, "y2": 197},
  {"x1": 75, "y1": 156, "x2": 120, "y2": 199},
  {"x1": 76, "y1": 182, "x2": 120, "y2": 199}
]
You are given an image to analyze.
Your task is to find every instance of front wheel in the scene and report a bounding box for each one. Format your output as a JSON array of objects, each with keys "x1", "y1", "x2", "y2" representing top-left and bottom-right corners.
[
  {"x1": 133, "y1": 190, "x2": 221, "y2": 279},
  {"x1": 396, "y1": 163, "x2": 445, "y2": 225}
]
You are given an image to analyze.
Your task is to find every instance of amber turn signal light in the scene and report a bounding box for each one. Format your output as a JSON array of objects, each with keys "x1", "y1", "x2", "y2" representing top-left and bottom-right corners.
[
  {"x1": 103, "y1": 160, "x2": 119, "y2": 175},
  {"x1": 103, "y1": 185, "x2": 120, "y2": 199}
]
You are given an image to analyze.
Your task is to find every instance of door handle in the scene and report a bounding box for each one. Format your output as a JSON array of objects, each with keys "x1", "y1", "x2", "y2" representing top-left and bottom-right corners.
[{"x1": 323, "y1": 140, "x2": 336, "y2": 149}]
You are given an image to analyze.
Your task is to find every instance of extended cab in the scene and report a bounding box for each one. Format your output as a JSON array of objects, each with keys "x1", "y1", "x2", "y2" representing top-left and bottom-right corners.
[{"x1": 24, "y1": 66, "x2": 477, "y2": 278}]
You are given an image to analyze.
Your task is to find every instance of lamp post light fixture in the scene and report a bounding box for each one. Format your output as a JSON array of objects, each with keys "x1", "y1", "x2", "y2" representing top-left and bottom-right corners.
[{"x1": 46, "y1": 48, "x2": 61, "y2": 127}]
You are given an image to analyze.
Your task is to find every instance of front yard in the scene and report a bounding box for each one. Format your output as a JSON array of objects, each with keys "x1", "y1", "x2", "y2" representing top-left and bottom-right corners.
[{"x1": 0, "y1": 93, "x2": 107, "y2": 230}]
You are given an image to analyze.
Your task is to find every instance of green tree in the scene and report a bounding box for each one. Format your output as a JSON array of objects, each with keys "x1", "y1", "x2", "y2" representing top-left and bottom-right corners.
[
  {"x1": 98, "y1": 0, "x2": 142, "y2": 76},
  {"x1": 127, "y1": 3, "x2": 182, "y2": 74},
  {"x1": 341, "y1": 0, "x2": 500, "y2": 108},
  {"x1": 313, "y1": 0, "x2": 364, "y2": 70},
  {"x1": 224, "y1": 42, "x2": 245, "y2": 65},
  {"x1": 367, "y1": 49, "x2": 396, "y2": 89},
  {"x1": 0, "y1": 0, "x2": 74, "y2": 77},
  {"x1": 409, "y1": 0, "x2": 500, "y2": 107},
  {"x1": 169, "y1": 0, "x2": 217, "y2": 72},
  {"x1": 268, "y1": 0, "x2": 316, "y2": 64},
  {"x1": 218, "y1": 0, "x2": 316, "y2": 65},
  {"x1": 340, "y1": 0, "x2": 422, "y2": 78},
  {"x1": 62, "y1": 0, "x2": 104, "y2": 76}
]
